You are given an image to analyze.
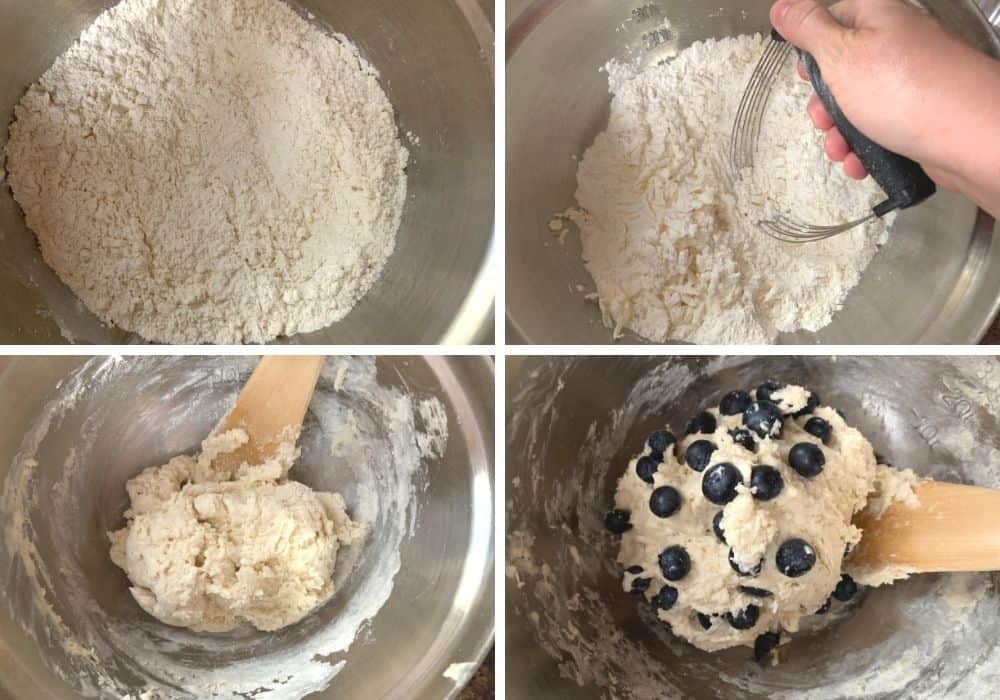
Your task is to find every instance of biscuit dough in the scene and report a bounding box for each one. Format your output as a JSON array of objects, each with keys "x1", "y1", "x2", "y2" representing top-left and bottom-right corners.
[
  {"x1": 610, "y1": 384, "x2": 918, "y2": 653},
  {"x1": 109, "y1": 429, "x2": 365, "y2": 633}
]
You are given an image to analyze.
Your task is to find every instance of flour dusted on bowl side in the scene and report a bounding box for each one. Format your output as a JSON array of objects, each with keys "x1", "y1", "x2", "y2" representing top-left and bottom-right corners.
[
  {"x1": 4, "y1": 0, "x2": 408, "y2": 344},
  {"x1": 567, "y1": 35, "x2": 892, "y2": 344}
]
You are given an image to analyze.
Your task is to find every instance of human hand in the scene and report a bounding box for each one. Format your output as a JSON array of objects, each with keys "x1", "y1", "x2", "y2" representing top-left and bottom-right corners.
[{"x1": 770, "y1": 0, "x2": 1000, "y2": 218}]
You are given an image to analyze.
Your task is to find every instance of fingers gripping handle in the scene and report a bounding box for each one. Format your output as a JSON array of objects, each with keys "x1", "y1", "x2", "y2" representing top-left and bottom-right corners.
[{"x1": 771, "y1": 30, "x2": 936, "y2": 217}]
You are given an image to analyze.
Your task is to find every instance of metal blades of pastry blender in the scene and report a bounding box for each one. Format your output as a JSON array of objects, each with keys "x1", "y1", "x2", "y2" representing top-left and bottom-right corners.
[{"x1": 730, "y1": 36, "x2": 874, "y2": 243}]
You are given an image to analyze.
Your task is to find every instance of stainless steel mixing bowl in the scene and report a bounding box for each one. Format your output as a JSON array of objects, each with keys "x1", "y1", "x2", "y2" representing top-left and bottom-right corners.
[
  {"x1": 506, "y1": 0, "x2": 1000, "y2": 344},
  {"x1": 0, "y1": 0, "x2": 494, "y2": 344},
  {"x1": 0, "y1": 356, "x2": 494, "y2": 699},
  {"x1": 507, "y1": 356, "x2": 1000, "y2": 698}
]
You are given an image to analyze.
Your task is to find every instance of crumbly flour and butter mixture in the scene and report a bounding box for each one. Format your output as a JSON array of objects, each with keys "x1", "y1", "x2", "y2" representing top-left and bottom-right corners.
[
  {"x1": 4, "y1": 0, "x2": 407, "y2": 344},
  {"x1": 607, "y1": 383, "x2": 919, "y2": 657},
  {"x1": 109, "y1": 428, "x2": 366, "y2": 633},
  {"x1": 568, "y1": 35, "x2": 892, "y2": 343}
]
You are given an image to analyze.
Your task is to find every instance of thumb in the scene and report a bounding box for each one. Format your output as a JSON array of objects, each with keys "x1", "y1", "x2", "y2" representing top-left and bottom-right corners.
[{"x1": 771, "y1": 0, "x2": 847, "y2": 59}]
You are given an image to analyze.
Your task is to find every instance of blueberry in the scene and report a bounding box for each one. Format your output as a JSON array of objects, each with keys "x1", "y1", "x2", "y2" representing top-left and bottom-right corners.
[
  {"x1": 636, "y1": 456, "x2": 659, "y2": 483},
  {"x1": 658, "y1": 545, "x2": 691, "y2": 581},
  {"x1": 625, "y1": 565, "x2": 643, "y2": 574},
  {"x1": 712, "y1": 511, "x2": 726, "y2": 543},
  {"x1": 629, "y1": 576, "x2": 652, "y2": 594},
  {"x1": 702, "y1": 462, "x2": 743, "y2": 505},
  {"x1": 729, "y1": 548, "x2": 763, "y2": 577},
  {"x1": 776, "y1": 538, "x2": 816, "y2": 577},
  {"x1": 696, "y1": 612, "x2": 713, "y2": 630},
  {"x1": 686, "y1": 411, "x2": 717, "y2": 436},
  {"x1": 720, "y1": 390, "x2": 752, "y2": 415},
  {"x1": 793, "y1": 391, "x2": 821, "y2": 417},
  {"x1": 647, "y1": 430, "x2": 676, "y2": 458},
  {"x1": 754, "y1": 631, "x2": 781, "y2": 661},
  {"x1": 605, "y1": 510, "x2": 632, "y2": 534},
  {"x1": 743, "y1": 401, "x2": 783, "y2": 438},
  {"x1": 653, "y1": 584, "x2": 678, "y2": 610},
  {"x1": 685, "y1": 440, "x2": 717, "y2": 472},
  {"x1": 725, "y1": 604, "x2": 760, "y2": 630},
  {"x1": 649, "y1": 486, "x2": 681, "y2": 518},
  {"x1": 815, "y1": 597, "x2": 832, "y2": 614},
  {"x1": 804, "y1": 417, "x2": 832, "y2": 444},
  {"x1": 738, "y1": 585, "x2": 773, "y2": 598},
  {"x1": 750, "y1": 465, "x2": 783, "y2": 501},
  {"x1": 755, "y1": 381, "x2": 784, "y2": 402},
  {"x1": 788, "y1": 442, "x2": 825, "y2": 477},
  {"x1": 832, "y1": 574, "x2": 859, "y2": 602},
  {"x1": 729, "y1": 427, "x2": 758, "y2": 453}
]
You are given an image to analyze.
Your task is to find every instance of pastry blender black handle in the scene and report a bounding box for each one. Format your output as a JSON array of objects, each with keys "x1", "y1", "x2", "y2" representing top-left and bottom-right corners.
[{"x1": 771, "y1": 29, "x2": 936, "y2": 217}]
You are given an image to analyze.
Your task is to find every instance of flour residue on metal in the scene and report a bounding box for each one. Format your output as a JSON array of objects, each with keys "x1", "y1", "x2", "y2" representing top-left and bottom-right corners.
[{"x1": 0, "y1": 356, "x2": 447, "y2": 699}]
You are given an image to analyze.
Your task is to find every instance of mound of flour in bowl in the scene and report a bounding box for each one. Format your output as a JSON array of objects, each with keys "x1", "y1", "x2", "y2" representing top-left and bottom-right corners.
[
  {"x1": 4, "y1": 0, "x2": 407, "y2": 344},
  {"x1": 567, "y1": 35, "x2": 892, "y2": 344}
]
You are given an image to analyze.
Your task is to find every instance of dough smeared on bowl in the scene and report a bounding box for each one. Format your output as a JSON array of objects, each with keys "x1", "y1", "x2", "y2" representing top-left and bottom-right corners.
[
  {"x1": 607, "y1": 383, "x2": 918, "y2": 656},
  {"x1": 109, "y1": 429, "x2": 366, "y2": 633}
]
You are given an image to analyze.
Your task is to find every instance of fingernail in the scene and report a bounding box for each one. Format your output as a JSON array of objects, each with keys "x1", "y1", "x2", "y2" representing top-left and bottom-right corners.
[{"x1": 773, "y1": 0, "x2": 794, "y2": 22}]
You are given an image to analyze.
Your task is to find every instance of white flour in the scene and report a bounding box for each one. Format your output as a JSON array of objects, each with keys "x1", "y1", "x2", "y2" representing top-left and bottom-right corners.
[
  {"x1": 569, "y1": 35, "x2": 891, "y2": 344},
  {"x1": 4, "y1": 0, "x2": 407, "y2": 344}
]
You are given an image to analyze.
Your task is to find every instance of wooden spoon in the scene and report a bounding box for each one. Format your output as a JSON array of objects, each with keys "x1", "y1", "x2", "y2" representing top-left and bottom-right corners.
[
  {"x1": 849, "y1": 480, "x2": 1000, "y2": 573},
  {"x1": 211, "y1": 356, "x2": 325, "y2": 473}
]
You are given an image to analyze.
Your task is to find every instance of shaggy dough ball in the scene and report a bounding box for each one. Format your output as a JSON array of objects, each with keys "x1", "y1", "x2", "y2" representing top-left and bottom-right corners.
[
  {"x1": 109, "y1": 429, "x2": 365, "y2": 632},
  {"x1": 607, "y1": 383, "x2": 918, "y2": 656}
]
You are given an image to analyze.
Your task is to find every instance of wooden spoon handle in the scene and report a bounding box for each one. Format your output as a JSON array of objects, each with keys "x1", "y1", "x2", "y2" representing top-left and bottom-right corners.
[
  {"x1": 212, "y1": 356, "x2": 325, "y2": 471},
  {"x1": 851, "y1": 480, "x2": 1000, "y2": 573}
]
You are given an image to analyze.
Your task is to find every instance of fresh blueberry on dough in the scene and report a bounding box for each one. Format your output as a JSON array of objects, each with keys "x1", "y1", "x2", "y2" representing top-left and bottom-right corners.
[
  {"x1": 776, "y1": 538, "x2": 816, "y2": 577},
  {"x1": 712, "y1": 511, "x2": 726, "y2": 543},
  {"x1": 659, "y1": 545, "x2": 691, "y2": 581},
  {"x1": 626, "y1": 565, "x2": 643, "y2": 574},
  {"x1": 750, "y1": 465, "x2": 783, "y2": 501},
  {"x1": 794, "y1": 391, "x2": 821, "y2": 417},
  {"x1": 647, "y1": 430, "x2": 676, "y2": 458},
  {"x1": 789, "y1": 443, "x2": 825, "y2": 477},
  {"x1": 729, "y1": 427, "x2": 758, "y2": 453},
  {"x1": 720, "y1": 390, "x2": 752, "y2": 415},
  {"x1": 605, "y1": 509, "x2": 632, "y2": 534},
  {"x1": 754, "y1": 631, "x2": 781, "y2": 661},
  {"x1": 755, "y1": 381, "x2": 783, "y2": 402},
  {"x1": 686, "y1": 411, "x2": 718, "y2": 435},
  {"x1": 649, "y1": 486, "x2": 682, "y2": 518},
  {"x1": 654, "y1": 585, "x2": 679, "y2": 610},
  {"x1": 610, "y1": 383, "x2": 920, "y2": 655},
  {"x1": 725, "y1": 604, "x2": 760, "y2": 630},
  {"x1": 833, "y1": 574, "x2": 859, "y2": 602},
  {"x1": 702, "y1": 462, "x2": 743, "y2": 504},
  {"x1": 804, "y1": 416, "x2": 832, "y2": 444},
  {"x1": 635, "y1": 456, "x2": 659, "y2": 483},
  {"x1": 685, "y1": 439, "x2": 717, "y2": 472},
  {"x1": 743, "y1": 401, "x2": 783, "y2": 438}
]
